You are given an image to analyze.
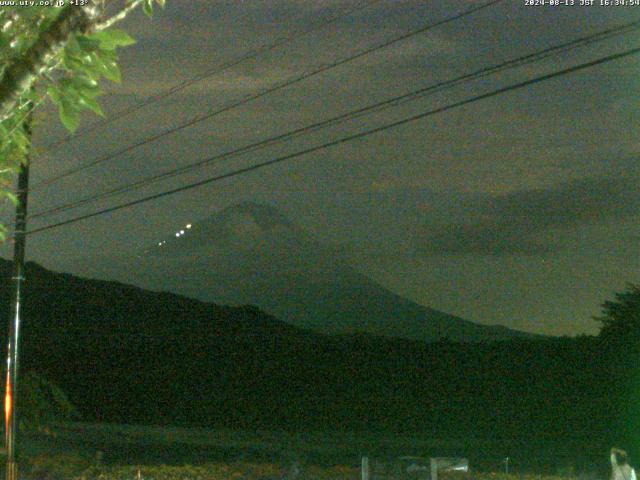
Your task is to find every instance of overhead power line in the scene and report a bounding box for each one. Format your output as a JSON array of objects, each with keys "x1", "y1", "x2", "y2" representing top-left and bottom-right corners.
[
  {"x1": 26, "y1": 45, "x2": 640, "y2": 236},
  {"x1": 30, "y1": 0, "x2": 503, "y2": 191},
  {"x1": 25, "y1": 18, "x2": 640, "y2": 222},
  {"x1": 40, "y1": 0, "x2": 381, "y2": 153}
]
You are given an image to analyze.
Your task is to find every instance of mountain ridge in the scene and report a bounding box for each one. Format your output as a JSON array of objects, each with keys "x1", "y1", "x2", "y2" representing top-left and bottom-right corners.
[
  {"x1": 128, "y1": 201, "x2": 540, "y2": 342},
  {"x1": 0, "y1": 256, "x2": 608, "y2": 442}
]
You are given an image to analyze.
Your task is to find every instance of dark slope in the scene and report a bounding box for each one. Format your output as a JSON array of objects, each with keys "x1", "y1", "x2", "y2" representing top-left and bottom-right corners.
[
  {"x1": 80, "y1": 202, "x2": 538, "y2": 343},
  {"x1": 0, "y1": 258, "x2": 608, "y2": 442}
]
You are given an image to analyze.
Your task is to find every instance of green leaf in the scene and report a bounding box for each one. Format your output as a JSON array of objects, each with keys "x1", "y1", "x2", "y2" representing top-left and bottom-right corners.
[
  {"x1": 76, "y1": 35, "x2": 101, "y2": 53},
  {"x1": 0, "y1": 32, "x2": 9, "y2": 54},
  {"x1": 65, "y1": 35, "x2": 81, "y2": 56},
  {"x1": 143, "y1": 0, "x2": 153, "y2": 17},
  {"x1": 70, "y1": 53, "x2": 103, "y2": 80},
  {"x1": 95, "y1": 55, "x2": 121, "y2": 83},
  {"x1": 61, "y1": 50, "x2": 81, "y2": 72},
  {"x1": 70, "y1": 76, "x2": 101, "y2": 98},
  {"x1": 78, "y1": 96, "x2": 104, "y2": 117},
  {"x1": 58, "y1": 100, "x2": 80, "y2": 132},
  {"x1": 86, "y1": 29, "x2": 136, "y2": 51}
]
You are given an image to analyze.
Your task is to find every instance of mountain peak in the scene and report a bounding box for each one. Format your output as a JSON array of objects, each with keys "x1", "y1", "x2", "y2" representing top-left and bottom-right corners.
[
  {"x1": 124, "y1": 202, "x2": 538, "y2": 343},
  {"x1": 221, "y1": 201, "x2": 292, "y2": 230}
]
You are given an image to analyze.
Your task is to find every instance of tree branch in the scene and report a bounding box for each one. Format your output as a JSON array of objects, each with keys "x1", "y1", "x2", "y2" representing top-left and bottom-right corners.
[
  {"x1": 94, "y1": 0, "x2": 144, "y2": 31},
  {"x1": 0, "y1": 3, "x2": 100, "y2": 122}
]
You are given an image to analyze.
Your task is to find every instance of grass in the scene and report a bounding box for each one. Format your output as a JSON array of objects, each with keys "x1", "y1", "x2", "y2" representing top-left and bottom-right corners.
[
  {"x1": 77, "y1": 462, "x2": 360, "y2": 480},
  {"x1": 21, "y1": 459, "x2": 585, "y2": 480},
  {"x1": 4, "y1": 423, "x2": 604, "y2": 479}
]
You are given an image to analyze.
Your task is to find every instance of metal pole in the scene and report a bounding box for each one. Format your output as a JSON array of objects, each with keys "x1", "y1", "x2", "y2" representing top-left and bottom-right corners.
[
  {"x1": 5, "y1": 107, "x2": 31, "y2": 480},
  {"x1": 361, "y1": 456, "x2": 369, "y2": 480}
]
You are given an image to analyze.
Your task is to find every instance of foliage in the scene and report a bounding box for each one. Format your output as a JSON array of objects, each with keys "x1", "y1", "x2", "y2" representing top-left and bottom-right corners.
[
  {"x1": 0, "y1": 256, "x2": 611, "y2": 441},
  {"x1": 47, "y1": 27, "x2": 137, "y2": 131},
  {"x1": 0, "y1": 0, "x2": 166, "y2": 239},
  {"x1": 23, "y1": 461, "x2": 584, "y2": 480},
  {"x1": 15, "y1": 421, "x2": 605, "y2": 478},
  {"x1": 593, "y1": 284, "x2": 640, "y2": 453},
  {"x1": 439, "y1": 474, "x2": 579, "y2": 480},
  {"x1": 595, "y1": 284, "x2": 640, "y2": 342},
  {"x1": 76, "y1": 462, "x2": 359, "y2": 480},
  {"x1": 26, "y1": 452, "x2": 91, "y2": 480},
  {"x1": 19, "y1": 370, "x2": 79, "y2": 429}
]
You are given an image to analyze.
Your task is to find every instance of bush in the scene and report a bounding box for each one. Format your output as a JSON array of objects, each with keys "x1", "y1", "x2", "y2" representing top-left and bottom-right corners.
[
  {"x1": 26, "y1": 453, "x2": 91, "y2": 480},
  {"x1": 19, "y1": 371, "x2": 79, "y2": 430}
]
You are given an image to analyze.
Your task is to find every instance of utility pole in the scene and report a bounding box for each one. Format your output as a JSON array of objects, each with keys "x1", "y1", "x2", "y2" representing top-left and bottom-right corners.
[{"x1": 4, "y1": 104, "x2": 32, "y2": 480}]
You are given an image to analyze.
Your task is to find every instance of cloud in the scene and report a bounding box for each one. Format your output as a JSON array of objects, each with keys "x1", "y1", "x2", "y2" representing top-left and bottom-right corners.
[
  {"x1": 418, "y1": 175, "x2": 640, "y2": 256},
  {"x1": 421, "y1": 222, "x2": 551, "y2": 256}
]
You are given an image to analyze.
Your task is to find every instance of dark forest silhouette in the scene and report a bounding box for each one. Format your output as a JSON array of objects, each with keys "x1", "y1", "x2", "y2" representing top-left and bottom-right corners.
[{"x1": 1, "y1": 259, "x2": 638, "y2": 469}]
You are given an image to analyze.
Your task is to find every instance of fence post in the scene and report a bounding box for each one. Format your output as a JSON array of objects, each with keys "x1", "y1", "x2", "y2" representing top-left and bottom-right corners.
[
  {"x1": 430, "y1": 458, "x2": 438, "y2": 480},
  {"x1": 362, "y1": 456, "x2": 370, "y2": 480}
]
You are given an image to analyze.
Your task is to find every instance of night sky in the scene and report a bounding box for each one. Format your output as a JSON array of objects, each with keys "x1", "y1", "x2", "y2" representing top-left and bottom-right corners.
[{"x1": 2, "y1": 0, "x2": 639, "y2": 337}]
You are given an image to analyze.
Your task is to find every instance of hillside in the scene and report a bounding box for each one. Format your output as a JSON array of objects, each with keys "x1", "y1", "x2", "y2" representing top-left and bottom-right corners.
[
  {"x1": 0, "y1": 258, "x2": 612, "y2": 442},
  {"x1": 76, "y1": 202, "x2": 537, "y2": 343}
]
